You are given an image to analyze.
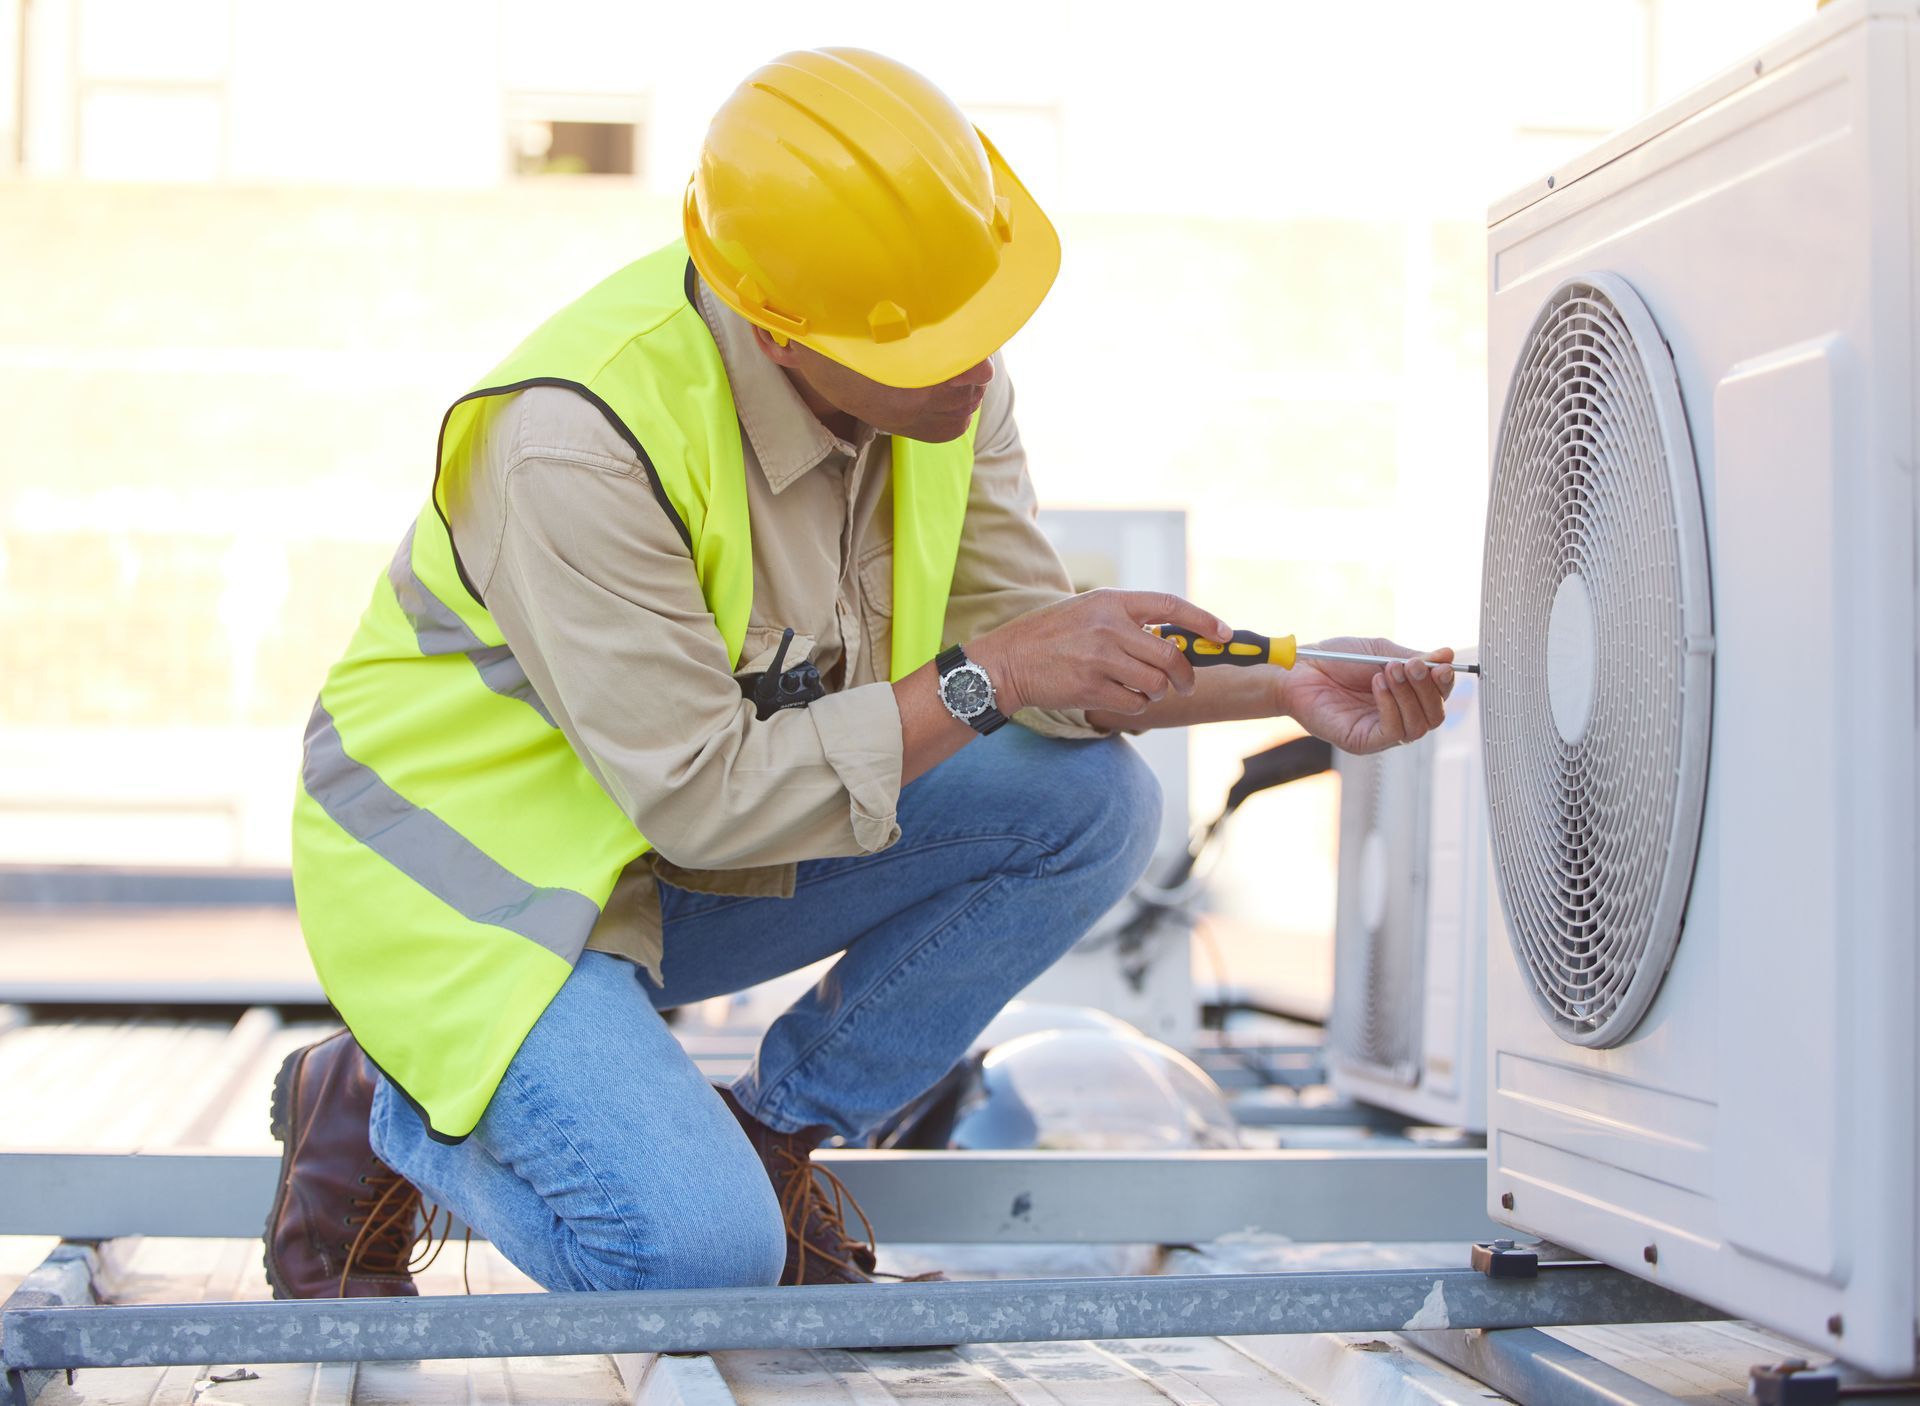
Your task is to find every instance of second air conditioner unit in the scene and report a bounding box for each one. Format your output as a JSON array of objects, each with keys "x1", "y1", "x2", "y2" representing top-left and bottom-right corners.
[{"x1": 1328, "y1": 669, "x2": 1488, "y2": 1133}]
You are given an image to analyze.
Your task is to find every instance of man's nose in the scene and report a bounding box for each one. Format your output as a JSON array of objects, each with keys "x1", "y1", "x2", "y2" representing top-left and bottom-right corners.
[{"x1": 946, "y1": 358, "x2": 995, "y2": 390}]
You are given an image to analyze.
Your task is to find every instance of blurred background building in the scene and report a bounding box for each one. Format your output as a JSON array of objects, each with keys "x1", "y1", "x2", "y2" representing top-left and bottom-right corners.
[{"x1": 0, "y1": 0, "x2": 1806, "y2": 1009}]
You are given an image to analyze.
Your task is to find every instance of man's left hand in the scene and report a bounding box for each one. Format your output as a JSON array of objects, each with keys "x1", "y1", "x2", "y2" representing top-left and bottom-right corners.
[{"x1": 1281, "y1": 637, "x2": 1455, "y2": 754}]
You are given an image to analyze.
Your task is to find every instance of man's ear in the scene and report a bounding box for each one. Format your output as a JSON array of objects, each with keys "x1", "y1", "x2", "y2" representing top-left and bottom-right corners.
[{"x1": 751, "y1": 325, "x2": 801, "y2": 368}]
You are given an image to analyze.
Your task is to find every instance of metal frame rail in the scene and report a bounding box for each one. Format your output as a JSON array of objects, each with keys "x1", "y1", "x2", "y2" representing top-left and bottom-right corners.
[
  {"x1": 3, "y1": 1262, "x2": 1720, "y2": 1402},
  {"x1": 0, "y1": 1146, "x2": 1503, "y2": 1244}
]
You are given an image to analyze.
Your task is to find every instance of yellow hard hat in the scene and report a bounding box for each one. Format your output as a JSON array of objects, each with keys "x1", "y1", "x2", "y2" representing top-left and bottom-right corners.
[{"x1": 684, "y1": 48, "x2": 1061, "y2": 390}]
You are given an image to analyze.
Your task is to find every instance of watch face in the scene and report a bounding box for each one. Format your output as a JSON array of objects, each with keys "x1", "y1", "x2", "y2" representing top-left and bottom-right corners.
[{"x1": 944, "y1": 666, "x2": 993, "y2": 717}]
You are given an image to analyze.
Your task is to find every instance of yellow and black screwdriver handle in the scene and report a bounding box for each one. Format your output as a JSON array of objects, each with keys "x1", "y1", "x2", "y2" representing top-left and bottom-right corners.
[{"x1": 1148, "y1": 625, "x2": 1298, "y2": 669}]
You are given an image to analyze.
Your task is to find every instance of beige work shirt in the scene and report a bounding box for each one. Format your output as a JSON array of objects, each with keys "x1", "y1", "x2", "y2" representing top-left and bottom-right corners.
[{"x1": 444, "y1": 274, "x2": 1096, "y2": 981}]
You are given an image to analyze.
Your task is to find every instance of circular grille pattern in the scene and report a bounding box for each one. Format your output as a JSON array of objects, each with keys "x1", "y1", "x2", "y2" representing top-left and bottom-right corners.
[
  {"x1": 1331, "y1": 751, "x2": 1423, "y2": 1085},
  {"x1": 1481, "y1": 273, "x2": 1713, "y2": 1047}
]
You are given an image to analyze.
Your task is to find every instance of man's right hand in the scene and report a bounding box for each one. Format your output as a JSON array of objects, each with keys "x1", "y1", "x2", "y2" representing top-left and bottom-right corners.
[{"x1": 968, "y1": 590, "x2": 1231, "y2": 717}]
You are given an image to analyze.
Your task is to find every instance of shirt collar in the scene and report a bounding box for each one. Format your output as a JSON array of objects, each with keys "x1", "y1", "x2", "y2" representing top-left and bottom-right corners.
[{"x1": 693, "y1": 275, "x2": 875, "y2": 493}]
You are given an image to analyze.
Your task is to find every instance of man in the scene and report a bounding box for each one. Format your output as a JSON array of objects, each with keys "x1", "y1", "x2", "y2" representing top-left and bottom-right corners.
[{"x1": 264, "y1": 47, "x2": 1455, "y2": 1299}]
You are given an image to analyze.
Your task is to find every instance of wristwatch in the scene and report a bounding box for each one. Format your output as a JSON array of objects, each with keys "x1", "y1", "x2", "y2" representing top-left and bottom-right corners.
[{"x1": 935, "y1": 644, "x2": 1008, "y2": 735}]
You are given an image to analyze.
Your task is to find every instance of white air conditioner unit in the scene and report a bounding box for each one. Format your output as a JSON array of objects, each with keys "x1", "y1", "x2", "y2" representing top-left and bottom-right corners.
[
  {"x1": 1482, "y1": 0, "x2": 1917, "y2": 1374},
  {"x1": 1328, "y1": 669, "x2": 1488, "y2": 1132}
]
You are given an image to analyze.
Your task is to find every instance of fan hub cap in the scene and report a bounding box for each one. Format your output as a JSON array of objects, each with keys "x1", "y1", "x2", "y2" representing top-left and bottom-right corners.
[
  {"x1": 1359, "y1": 830, "x2": 1390, "y2": 935},
  {"x1": 1546, "y1": 571, "x2": 1599, "y2": 745}
]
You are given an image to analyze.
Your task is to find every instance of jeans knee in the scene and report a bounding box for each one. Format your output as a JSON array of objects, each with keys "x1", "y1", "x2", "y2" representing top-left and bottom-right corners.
[
  {"x1": 694, "y1": 1194, "x2": 787, "y2": 1289},
  {"x1": 1073, "y1": 737, "x2": 1163, "y2": 883},
  {"x1": 568, "y1": 1174, "x2": 785, "y2": 1292}
]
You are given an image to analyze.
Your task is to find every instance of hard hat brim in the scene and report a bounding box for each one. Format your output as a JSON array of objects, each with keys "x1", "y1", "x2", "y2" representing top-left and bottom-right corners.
[{"x1": 687, "y1": 137, "x2": 1061, "y2": 391}]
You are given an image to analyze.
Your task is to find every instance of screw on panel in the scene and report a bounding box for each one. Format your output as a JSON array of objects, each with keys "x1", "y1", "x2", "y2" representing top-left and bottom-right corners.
[
  {"x1": 1500, "y1": 1191, "x2": 1515, "y2": 1210},
  {"x1": 1754, "y1": 59, "x2": 1765, "y2": 75},
  {"x1": 1826, "y1": 1313, "x2": 1843, "y2": 1336},
  {"x1": 1546, "y1": 176, "x2": 1556, "y2": 190},
  {"x1": 1642, "y1": 1244, "x2": 1658, "y2": 1265}
]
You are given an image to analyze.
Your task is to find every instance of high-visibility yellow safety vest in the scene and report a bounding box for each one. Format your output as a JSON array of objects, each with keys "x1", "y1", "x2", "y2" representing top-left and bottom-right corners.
[{"x1": 292, "y1": 240, "x2": 977, "y2": 1141}]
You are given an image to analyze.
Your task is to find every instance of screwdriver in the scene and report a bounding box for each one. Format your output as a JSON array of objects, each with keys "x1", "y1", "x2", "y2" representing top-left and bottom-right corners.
[{"x1": 1147, "y1": 625, "x2": 1480, "y2": 674}]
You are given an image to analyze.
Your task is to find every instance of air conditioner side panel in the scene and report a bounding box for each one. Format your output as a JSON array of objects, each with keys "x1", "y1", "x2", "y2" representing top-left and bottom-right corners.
[{"x1": 1711, "y1": 342, "x2": 1848, "y2": 1281}]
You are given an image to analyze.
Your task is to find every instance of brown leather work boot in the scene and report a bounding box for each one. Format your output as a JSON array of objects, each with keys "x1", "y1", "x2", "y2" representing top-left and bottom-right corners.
[
  {"x1": 719, "y1": 1086, "x2": 942, "y2": 1286},
  {"x1": 264, "y1": 1030, "x2": 430, "y2": 1299}
]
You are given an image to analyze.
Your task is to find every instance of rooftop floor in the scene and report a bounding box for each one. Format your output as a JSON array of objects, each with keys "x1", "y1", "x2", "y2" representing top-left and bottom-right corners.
[{"x1": 0, "y1": 900, "x2": 1892, "y2": 1406}]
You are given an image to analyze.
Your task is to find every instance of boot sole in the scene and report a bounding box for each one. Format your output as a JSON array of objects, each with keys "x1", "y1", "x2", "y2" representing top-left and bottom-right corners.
[{"x1": 260, "y1": 1042, "x2": 309, "y2": 1301}]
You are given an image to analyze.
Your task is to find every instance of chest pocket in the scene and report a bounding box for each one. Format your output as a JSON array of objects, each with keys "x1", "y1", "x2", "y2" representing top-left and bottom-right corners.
[
  {"x1": 855, "y1": 544, "x2": 898, "y2": 682},
  {"x1": 857, "y1": 544, "x2": 893, "y2": 619}
]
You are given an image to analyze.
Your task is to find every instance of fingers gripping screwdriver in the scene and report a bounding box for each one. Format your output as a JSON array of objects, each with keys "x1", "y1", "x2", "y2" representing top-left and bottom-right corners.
[{"x1": 1146, "y1": 625, "x2": 1480, "y2": 674}]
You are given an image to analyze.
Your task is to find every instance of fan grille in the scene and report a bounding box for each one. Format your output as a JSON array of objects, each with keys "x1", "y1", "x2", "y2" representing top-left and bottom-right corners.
[{"x1": 1481, "y1": 274, "x2": 1713, "y2": 1047}]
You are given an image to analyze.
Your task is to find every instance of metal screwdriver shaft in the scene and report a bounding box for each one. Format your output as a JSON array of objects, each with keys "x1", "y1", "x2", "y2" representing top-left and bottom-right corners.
[
  {"x1": 1297, "y1": 646, "x2": 1480, "y2": 674},
  {"x1": 1147, "y1": 625, "x2": 1479, "y2": 675}
]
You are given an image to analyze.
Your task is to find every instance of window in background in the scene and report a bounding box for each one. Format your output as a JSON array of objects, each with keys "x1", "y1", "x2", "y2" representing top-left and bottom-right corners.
[
  {"x1": 3, "y1": 0, "x2": 22, "y2": 171},
  {"x1": 513, "y1": 119, "x2": 636, "y2": 177},
  {"x1": 68, "y1": 0, "x2": 231, "y2": 182},
  {"x1": 81, "y1": 88, "x2": 225, "y2": 181},
  {"x1": 507, "y1": 94, "x2": 649, "y2": 179}
]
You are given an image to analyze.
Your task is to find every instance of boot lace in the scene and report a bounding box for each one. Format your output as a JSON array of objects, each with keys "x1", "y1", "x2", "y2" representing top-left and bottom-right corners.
[
  {"x1": 340, "y1": 1167, "x2": 456, "y2": 1297},
  {"x1": 771, "y1": 1147, "x2": 939, "y2": 1284}
]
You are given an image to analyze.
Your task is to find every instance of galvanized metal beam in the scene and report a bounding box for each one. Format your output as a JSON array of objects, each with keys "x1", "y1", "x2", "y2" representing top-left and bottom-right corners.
[
  {"x1": 1, "y1": 1268, "x2": 1722, "y2": 1372},
  {"x1": 1227, "y1": 1088, "x2": 1420, "y2": 1129},
  {"x1": 0, "y1": 980, "x2": 327, "y2": 1006},
  {"x1": 1414, "y1": 1328, "x2": 1920, "y2": 1406},
  {"x1": 0, "y1": 866, "x2": 294, "y2": 906},
  {"x1": 0, "y1": 1150, "x2": 271, "y2": 1239},
  {"x1": 1404, "y1": 1326, "x2": 1699, "y2": 1406},
  {"x1": 1193, "y1": 1046, "x2": 1325, "y2": 1090},
  {"x1": 1, "y1": 1244, "x2": 97, "y2": 1405},
  {"x1": 832, "y1": 1147, "x2": 1500, "y2": 1243},
  {"x1": 0, "y1": 1146, "x2": 1501, "y2": 1244}
]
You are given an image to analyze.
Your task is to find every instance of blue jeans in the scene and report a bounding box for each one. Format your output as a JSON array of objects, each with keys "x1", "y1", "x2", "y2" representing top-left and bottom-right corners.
[{"x1": 369, "y1": 726, "x2": 1161, "y2": 1292}]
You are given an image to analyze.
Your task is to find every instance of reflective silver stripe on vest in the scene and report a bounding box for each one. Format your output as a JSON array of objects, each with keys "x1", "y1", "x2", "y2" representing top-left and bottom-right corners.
[
  {"x1": 302, "y1": 700, "x2": 597, "y2": 962},
  {"x1": 469, "y1": 644, "x2": 557, "y2": 725},
  {"x1": 388, "y1": 525, "x2": 557, "y2": 727}
]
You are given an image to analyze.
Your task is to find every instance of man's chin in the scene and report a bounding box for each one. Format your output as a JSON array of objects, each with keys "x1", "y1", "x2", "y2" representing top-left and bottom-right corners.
[{"x1": 907, "y1": 412, "x2": 975, "y2": 444}]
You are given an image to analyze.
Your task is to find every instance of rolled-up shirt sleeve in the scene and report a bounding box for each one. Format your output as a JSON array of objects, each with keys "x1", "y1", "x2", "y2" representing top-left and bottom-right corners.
[
  {"x1": 942, "y1": 358, "x2": 1108, "y2": 740},
  {"x1": 479, "y1": 450, "x2": 903, "y2": 870}
]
